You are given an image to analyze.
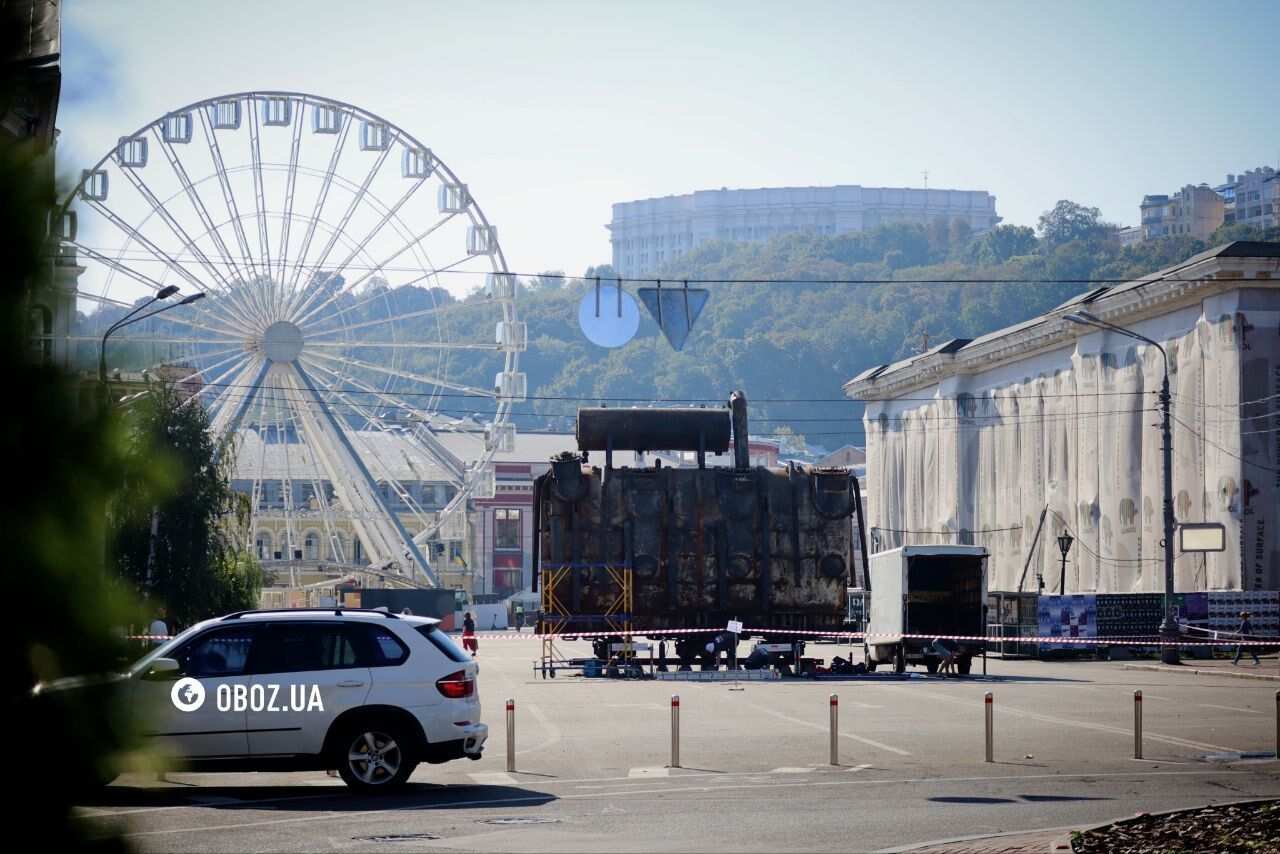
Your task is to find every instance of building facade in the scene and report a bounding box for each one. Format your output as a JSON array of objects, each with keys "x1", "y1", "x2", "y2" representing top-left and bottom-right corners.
[
  {"x1": 6, "y1": 0, "x2": 80, "y2": 373},
  {"x1": 845, "y1": 242, "x2": 1280, "y2": 594},
  {"x1": 609, "y1": 185, "x2": 1001, "y2": 279},
  {"x1": 1217, "y1": 167, "x2": 1278, "y2": 229},
  {"x1": 1139, "y1": 185, "x2": 1224, "y2": 242}
]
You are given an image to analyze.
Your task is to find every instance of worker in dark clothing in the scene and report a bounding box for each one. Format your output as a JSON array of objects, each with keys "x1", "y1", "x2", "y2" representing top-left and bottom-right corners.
[
  {"x1": 462, "y1": 611, "x2": 478, "y2": 656},
  {"x1": 1233, "y1": 611, "x2": 1260, "y2": 666}
]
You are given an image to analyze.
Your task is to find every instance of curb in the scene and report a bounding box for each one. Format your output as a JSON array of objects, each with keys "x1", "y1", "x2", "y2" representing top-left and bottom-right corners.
[
  {"x1": 1122, "y1": 663, "x2": 1280, "y2": 682},
  {"x1": 1048, "y1": 797, "x2": 1280, "y2": 853}
]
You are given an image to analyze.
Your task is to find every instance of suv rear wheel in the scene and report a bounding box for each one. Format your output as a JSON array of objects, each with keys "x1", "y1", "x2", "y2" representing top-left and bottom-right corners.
[{"x1": 336, "y1": 717, "x2": 418, "y2": 791}]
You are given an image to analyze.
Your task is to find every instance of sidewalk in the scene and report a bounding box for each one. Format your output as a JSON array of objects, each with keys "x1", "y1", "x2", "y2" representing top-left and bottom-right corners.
[
  {"x1": 1122, "y1": 656, "x2": 1280, "y2": 682},
  {"x1": 899, "y1": 828, "x2": 1068, "y2": 853}
]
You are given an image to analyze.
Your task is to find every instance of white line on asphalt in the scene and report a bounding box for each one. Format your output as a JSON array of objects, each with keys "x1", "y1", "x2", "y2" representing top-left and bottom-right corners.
[
  {"x1": 737, "y1": 699, "x2": 913, "y2": 756},
  {"x1": 1199, "y1": 704, "x2": 1263, "y2": 714},
  {"x1": 517, "y1": 700, "x2": 563, "y2": 757},
  {"x1": 876, "y1": 685, "x2": 1238, "y2": 753},
  {"x1": 92, "y1": 769, "x2": 1258, "y2": 839},
  {"x1": 769, "y1": 767, "x2": 811, "y2": 773},
  {"x1": 469, "y1": 772, "x2": 517, "y2": 785}
]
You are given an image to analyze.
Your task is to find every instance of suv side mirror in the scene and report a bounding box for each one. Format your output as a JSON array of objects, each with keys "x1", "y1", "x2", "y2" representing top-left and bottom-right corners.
[{"x1": 145, "y1": 657, "x2": 181, "y2": 680}]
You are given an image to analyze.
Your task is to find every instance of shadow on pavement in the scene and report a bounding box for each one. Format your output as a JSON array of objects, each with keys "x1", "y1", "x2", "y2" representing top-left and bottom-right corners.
[
  {"x1": 927, "y1": 794, "x2": 1113, "y2": 804},
  {"x1": 77, "y1": 782, "x2": 556, "y2": 813}
]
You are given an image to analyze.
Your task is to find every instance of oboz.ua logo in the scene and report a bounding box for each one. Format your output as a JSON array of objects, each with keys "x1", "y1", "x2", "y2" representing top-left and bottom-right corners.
[
  {"x1": 171, "y1": 677, "x2": 206, "y2": 712},
  {"x1": 169, "y1": 678, "x2": 324, "y2": 713}
]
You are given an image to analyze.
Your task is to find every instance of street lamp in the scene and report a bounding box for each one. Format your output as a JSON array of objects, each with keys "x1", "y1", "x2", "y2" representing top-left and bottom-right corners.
[
  {"x1": 98, "y1": 289, "x2": 205, "y2": 404},
  {"x1": 1056, "y1": 531, "x2": 1073, "y2": 595},
  {"x1": 1064, "y1": 309, "x2": 1180, "y2": 664}
]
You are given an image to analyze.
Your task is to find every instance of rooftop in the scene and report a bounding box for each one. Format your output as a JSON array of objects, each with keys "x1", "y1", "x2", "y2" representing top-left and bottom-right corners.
[{"x1": 843, "y1": 241, "x2": 1280, "y2": 401}]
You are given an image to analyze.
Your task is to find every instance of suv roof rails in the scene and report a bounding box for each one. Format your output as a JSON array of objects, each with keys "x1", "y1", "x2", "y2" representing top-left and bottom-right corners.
[{"x1": 220, "y1": 607, "x2": 402, "y2": 620}]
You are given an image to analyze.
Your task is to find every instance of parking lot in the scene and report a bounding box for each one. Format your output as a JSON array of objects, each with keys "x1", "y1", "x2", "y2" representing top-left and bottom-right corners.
[{"x1": 77, "y1": 636, "x2": 1280, "y2": 852}]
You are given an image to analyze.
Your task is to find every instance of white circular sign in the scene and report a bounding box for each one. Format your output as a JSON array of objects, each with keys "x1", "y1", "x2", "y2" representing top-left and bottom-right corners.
[{"x1": 579, "y1": 286, "x2": 640, "y2": 348}]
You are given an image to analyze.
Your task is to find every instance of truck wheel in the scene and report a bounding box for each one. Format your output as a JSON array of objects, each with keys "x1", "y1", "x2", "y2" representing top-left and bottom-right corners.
[
  {"x1": 865, "y1": 660, "x2": 877, "y2": 673},
  {"x1": 957, "y1": 657, "x2": 972, "y2": 675},
  {"x1": 925, "y1": 660, "x2": 939, "y2": 674},
  {"x1": 893, "y1": 647, "x2": 905, "y2": 675}
]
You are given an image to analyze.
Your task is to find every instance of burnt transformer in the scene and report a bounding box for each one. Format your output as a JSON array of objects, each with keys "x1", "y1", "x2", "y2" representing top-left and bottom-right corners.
[{"x1": 534, "y1": 392, "x2": 869, "y2": 657}]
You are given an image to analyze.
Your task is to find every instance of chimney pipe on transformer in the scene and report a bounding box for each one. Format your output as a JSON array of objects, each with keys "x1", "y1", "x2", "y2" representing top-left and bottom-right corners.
[{"x1": 729, "y1": 390, "x2": 749, "y2": 469}]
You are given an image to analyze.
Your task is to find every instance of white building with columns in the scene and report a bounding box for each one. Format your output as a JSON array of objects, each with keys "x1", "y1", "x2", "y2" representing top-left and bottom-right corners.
[
  {"x1": 608, "y1": 184, "x2": 1001, "y2": 279},
  {"x1": 844, "y1": 242, "x2": 1280, "y2": 595}
]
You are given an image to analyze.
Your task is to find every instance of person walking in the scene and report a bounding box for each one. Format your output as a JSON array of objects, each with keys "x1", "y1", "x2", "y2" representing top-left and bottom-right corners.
[
  {"x1": 1233, "y1": 611, "x2": 1261, "y2": 666},
  {"x1": 462, "y1": 611, "x2": 478, "y2": 656},
  {"x1": 148, "y1": 606, "x2": 170, "y2": 647}
]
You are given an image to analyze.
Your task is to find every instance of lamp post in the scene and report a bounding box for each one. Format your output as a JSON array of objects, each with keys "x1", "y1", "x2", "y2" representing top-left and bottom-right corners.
[
  {"x1": 1064, "y1": 310, "x2": 1179, "y2": 664},
  {"x1": 98, "y1": 289, "x2": 205, "y2": 405},
  {"x1": 1057, "y1": 531, "x2": 1073, "y2": 596}
]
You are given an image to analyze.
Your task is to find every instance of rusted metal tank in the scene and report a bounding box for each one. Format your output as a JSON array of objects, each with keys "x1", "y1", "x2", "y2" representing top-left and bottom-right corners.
[{"x1": 534, "y1": 393, "x2": 868, "y2": 636}]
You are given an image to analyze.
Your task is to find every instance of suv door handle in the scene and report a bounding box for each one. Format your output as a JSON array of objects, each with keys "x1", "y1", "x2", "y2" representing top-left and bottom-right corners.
[{"x1": 336, "y1": 680, "x2": 364, "y2": 688}]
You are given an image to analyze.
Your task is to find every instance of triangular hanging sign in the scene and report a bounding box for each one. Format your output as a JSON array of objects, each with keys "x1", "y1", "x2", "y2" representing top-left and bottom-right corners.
[{"x1": 638, "y1": 285, "x2": 709, "y2": 351}]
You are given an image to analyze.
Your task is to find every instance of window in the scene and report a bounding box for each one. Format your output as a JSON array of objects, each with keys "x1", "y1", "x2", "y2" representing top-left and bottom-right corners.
[
  {"x1": 350, "y1": 624, "x2": 409, "y2": 666},
  {"x1": 260, "y1": 623, "x2": 361, "y2": 673},
  {"x1": 174, "y1": 627, "x2": 262, "y2": 678},
  {"x1": 416, "y1": 625, "x2": 471, "y2": 663},
  {"x1": 494, "y1": 508, "x2": 522, "y2": 550}
]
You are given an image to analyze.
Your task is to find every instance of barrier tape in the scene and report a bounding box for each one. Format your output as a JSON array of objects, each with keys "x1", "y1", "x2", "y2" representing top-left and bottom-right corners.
[
  {"x1": 465, "y1": 627, "x2": 1279, "y2": 647},
  {"x1": 127, "y1": 628, "x2": 1277, "y2": 648}
]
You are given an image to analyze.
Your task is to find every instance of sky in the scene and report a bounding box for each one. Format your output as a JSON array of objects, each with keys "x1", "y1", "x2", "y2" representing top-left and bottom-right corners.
[{"x1": 59, "y1": 0, "x2": 1280, "y2": 279}]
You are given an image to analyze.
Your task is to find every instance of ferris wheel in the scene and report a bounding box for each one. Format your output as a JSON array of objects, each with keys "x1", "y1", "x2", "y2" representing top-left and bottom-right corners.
[{"x1": 60, "y1": 91, "x2": 526, "y2": 588}]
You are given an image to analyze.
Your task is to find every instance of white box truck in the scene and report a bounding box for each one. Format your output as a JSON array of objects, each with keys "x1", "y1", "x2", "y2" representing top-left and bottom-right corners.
[{"x1": 864, "y1": 545, "x2": 988, "y2": 675}]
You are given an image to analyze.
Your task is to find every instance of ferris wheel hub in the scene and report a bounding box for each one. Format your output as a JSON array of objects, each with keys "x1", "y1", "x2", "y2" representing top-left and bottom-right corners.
[{"x1": 261, "y1": 320, "x2": 304, "y2": 363}]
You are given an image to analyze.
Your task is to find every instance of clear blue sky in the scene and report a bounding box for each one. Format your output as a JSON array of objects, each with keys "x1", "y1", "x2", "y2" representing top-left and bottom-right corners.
[{"x1": 60, "y1": 0, "x2": 1280, "y2": 277}]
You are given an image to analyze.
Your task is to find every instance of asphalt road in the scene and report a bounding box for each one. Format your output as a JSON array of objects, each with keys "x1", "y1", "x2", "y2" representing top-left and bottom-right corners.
[{"x1": 75, "y1": 638, "x2": 1280, "y2": 852}]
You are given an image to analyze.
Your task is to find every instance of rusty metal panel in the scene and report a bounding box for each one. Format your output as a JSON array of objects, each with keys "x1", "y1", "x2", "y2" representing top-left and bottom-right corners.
[{"x1": 534, "y1": 460, "x2": 856, "y2": 633}]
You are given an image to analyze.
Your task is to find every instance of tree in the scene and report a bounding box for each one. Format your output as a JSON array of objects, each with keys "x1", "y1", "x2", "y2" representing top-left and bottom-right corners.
[
  {"x1": 1037, "y1": 200, "x2": 1108, "y2": 247},
  {"x1": 110, "y1": 382, "x2": 264, "y2": 628},
  {"x1": 972, "y1": 224, "x2": 1038, "y2": 264}
]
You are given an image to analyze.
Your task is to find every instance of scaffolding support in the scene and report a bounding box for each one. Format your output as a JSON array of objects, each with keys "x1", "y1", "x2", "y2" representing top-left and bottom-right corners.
[{"x1": 539, "y1": 563, "x2": 633, "y2": 678}]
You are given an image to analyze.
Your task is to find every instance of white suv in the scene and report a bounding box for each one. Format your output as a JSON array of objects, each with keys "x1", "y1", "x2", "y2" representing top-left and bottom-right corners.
[{"x1": 123, "y1": 608, "x2": 487, "y2": 790}]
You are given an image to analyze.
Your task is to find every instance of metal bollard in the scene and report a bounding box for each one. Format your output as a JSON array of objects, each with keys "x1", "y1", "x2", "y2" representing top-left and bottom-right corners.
[
  {"x1": 671, "y1": 694, "x2": 681, "y2": 768},
  {"x1": 506, "y1": 698, "x2": 515, "y2": 772},
  {"x1": 830, "y1": 694, "x2": 839, "y2": 766},
  {"x1": 984, "y1": 692, "x2": 993, "y2": 762},
  {"x1": 1134, "y1": 690, "x2": 1143, "y2": 760}
]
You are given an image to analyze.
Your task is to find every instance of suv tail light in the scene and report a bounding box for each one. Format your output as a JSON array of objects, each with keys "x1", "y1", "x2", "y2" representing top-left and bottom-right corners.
[{"x1": 436, "y1": 670, "x2": 474, "y2": 699}]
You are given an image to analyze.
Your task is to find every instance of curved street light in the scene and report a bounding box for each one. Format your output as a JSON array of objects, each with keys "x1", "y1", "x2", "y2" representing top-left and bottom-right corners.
[
  {"x1": 1063, "y1": 310, "x2": 1179, "y2": 664},
  {"x1": 99, "y1": 289, "x2": 206, "y2": 403}
]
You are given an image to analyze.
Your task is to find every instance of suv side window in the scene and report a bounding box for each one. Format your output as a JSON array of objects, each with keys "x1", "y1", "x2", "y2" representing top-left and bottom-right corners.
[
  {"x1": 174, "y1": 626, "x2": 262, "y2": 678},
  {"x1": 259, "y1": 623, "x2": 362, "y2": 674},
  {"x1": 349, "y1": 624, "x2": 410, "y2": 667},
  {"x1": 415, "y1": 624, "x2": 471, "y2": 663}
]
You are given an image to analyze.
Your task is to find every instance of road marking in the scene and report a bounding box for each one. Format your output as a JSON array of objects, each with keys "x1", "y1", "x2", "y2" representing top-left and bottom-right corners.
[
  {"x1": 769, "y1": 767, "x2": 810, "y2": 773},
  {"x1": 839, "y1": 763, "x2": 874, "y2": 773},
  {"x1": 92, "y1": 769, "x2": 1254, "y2": 839},
  {"x1": 877, "y1": 685, "x2": 1239, "y2": 753},
  {"x1": 519, "y1": 700, "x2": 563, "y2": 757},
  {"x1": 737, "y1": 699, "x2": 913, "y2": 756},
  {"x1": 628, "y1": 767, "x2": 669, "y2": 778},
  {"x1": 1199, "y1": 704, "x2": 1263, "y2": 714},
  {"x1": 469, "y1": 772, "x2": 516, "y2": 785}
]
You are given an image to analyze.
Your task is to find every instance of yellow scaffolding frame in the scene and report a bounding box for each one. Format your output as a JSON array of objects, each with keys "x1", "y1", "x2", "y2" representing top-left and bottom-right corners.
[{"x1": 539, "y1": 563, "x2": 633, "y2": 678}]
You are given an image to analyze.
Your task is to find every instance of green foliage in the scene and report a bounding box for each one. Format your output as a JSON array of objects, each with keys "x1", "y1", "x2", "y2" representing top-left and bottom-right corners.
[
  {"x1": 1037, "y1": 199, "x2": 1110, "y2": 247},
  {"x1": 3, "y1": 86, "x2": 138, "y2": 849},
  {"x1": 110, "y1": 382, "x2": 263, "y2": 628}
]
